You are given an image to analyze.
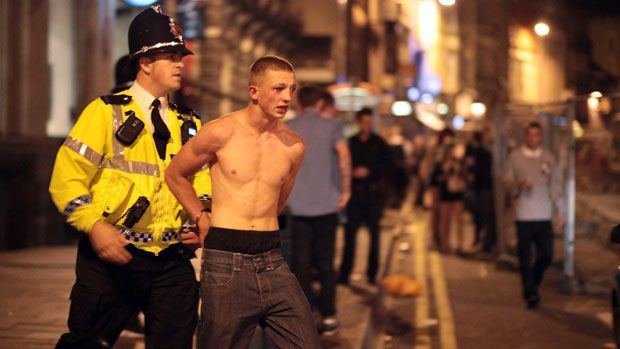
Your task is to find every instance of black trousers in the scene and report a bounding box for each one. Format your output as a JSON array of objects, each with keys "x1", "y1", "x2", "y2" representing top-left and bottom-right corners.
[
  {"x1": 291, "y1": 213, "x2": 339, "y2": 317},
  {"x1": 339, "y1": 189, "x2": 384, "y2": 284},
  {"x1": 474, "y1": 188, "x2": 497, "y2": 252},
  {"x1": 516, "y1": 220, "x2": 553, "y2": 301},
  {"x1": 56, "y1": 237, "x2": 198, "y2": 349}
]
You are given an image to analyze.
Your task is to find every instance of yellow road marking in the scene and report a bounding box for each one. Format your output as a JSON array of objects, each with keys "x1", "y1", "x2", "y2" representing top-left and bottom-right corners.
[
  {"x1": 430, "y1": 251, "x2": 458, "y2": 349},
  {"x1": 413, "y1": 218, "x2": 431, "y2": 349}
]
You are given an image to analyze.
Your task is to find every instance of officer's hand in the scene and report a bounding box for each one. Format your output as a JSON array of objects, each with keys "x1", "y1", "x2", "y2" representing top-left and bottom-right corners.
[
  {"x1": 180, "y1": 225, "x2": 201, "y2": 250},
  {"x1": 89, "y1": 221, "x2": 132, "y2": 265}
]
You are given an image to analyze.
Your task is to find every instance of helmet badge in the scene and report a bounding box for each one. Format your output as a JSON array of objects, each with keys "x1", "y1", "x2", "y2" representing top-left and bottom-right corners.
[{"x1": 169, "y1": 18, "x2": 184, "y2": 42}]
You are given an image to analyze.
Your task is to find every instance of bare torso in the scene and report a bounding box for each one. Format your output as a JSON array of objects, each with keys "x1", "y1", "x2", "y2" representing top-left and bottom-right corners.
[{"x1": 208, "y1": 111, "x2": 303, "y2": 231}]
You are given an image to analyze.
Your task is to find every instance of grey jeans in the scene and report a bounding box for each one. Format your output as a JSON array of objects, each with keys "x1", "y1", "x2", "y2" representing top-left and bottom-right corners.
[{"x1": 197, "y1": 248, "x2": 321, "y2": 349}]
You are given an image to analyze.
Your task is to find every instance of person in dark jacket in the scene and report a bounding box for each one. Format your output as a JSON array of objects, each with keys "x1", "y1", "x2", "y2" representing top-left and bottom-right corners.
[{"x1": 338, "y1": 108, "x2": 392, "y2": 285}]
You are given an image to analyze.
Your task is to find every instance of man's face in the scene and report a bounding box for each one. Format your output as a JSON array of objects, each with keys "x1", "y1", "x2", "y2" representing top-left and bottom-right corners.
[
  {"x1": 250, "y1": 70, "x2": 297, "y2": 120},
  {"x1": 357, "y1": 114, "x2": 373, "y2": 135},
  {"x1": 525, "y1": 126, "x2": 543, "y2": 150},
  {"x1": 141, "y1": 51, "x2": 184, "y2": 95}
]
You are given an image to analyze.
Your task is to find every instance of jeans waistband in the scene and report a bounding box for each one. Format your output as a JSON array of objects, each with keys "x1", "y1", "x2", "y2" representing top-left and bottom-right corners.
[{"x1": 202, "y1": 248, "x2": 284, "y2": 272}]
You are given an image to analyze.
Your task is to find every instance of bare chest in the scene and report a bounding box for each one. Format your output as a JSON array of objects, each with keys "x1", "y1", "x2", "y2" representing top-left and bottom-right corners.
[{"x1": 215, "y1": 133, "x2": 292, "y2": 187}]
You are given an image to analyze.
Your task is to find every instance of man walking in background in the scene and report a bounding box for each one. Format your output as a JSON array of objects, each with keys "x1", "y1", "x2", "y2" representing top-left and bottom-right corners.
[
  {"x1": 505, "y1": 121, "x2": 564, "y2": 309},
  {"x1": 287, "y1": 86, "x2": 351, "y2": 335}
]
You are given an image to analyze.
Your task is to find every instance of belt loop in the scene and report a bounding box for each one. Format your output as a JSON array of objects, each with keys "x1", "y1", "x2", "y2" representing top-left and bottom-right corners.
[
  {"x1": 265, "y1": 251, "x2": 274, "y2": 271},
  {"x1": 233, "y1": 253, "x2": 242, "y2": 271}
]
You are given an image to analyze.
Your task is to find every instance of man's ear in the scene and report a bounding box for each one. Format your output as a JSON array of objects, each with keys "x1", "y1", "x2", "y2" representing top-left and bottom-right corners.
[
  {"x1": 138, "y1": 56, "x2": 152, "y2": 74},
  {"x1": 248, "y1": 85, "x2": 258, "y2": 101}
]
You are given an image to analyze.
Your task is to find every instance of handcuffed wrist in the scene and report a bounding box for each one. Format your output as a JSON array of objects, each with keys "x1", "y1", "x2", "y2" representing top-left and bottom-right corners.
[{"x1": 194, "y1": 208, "x2": 208, "y2": 224}]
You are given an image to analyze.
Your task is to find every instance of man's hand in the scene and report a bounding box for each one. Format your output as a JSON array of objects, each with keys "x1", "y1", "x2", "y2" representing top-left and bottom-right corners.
[
  {"x1": 554, "y1": 215, "x2": 566, "y2": 232},
  {"x1": 518, "y1": 179, "x2": 532, "y2": 192},
  {"x1": 336, "y1": 191, "x2": 351, "y2": 212},
  {"x1": 181, "y1": 212, "x2": 210, "y2": 249},
  {"x1": 352, "y1": 166, "x2": 369, "y2": 179},
  {"x1": 89, "y1": 220, "x2": 132, "y2": 265}
]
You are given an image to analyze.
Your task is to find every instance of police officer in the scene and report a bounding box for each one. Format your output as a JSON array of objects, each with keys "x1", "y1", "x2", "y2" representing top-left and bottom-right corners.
[{"x1": 49, "y1": 6, "x2": 210, "y2": 349}]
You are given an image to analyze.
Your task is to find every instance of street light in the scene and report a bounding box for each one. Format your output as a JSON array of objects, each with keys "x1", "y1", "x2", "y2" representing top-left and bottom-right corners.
[
  {"x1": 470, "y1": 102, "x2": 486, "y2": 118},
  {"x1": 534, "y1": 22, "x2": 550, "y2": 37},
  {"x1": 438, "y1": 0, "x2": 456, "y2": 6}
]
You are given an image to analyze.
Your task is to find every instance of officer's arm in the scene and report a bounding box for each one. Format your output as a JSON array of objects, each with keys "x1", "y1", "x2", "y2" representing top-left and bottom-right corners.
[{"x1": 49, "y1": 100, "x2": 110, "y2": 233}]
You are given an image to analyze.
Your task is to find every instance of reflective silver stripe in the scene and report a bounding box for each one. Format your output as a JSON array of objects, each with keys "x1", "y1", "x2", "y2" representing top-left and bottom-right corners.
[
  {"x1": 133, "y1": 41, "x2": 184, "y2": 56},
  {"x1": 63, "y1": 137, "x2": 103, "y2": 166},
  {"x1": 63, "y1": 195, "x2": 92, "y2": 217},
  {"x1": 101, "y1": 157, "x2": 160, "y2": 177},
  {"x1": 111, "y1": 105, "x2": 124, "y2": 156},
  {"x1": 199, "y1": 164, "x2": 209, "y2": 172}
]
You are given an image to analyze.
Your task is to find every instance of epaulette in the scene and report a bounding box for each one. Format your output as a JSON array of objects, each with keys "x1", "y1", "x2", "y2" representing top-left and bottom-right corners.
[
  {"x1": 170, "y1": 103, "x2": 201, "y2": 120},
  {"x1": 100, "y1": 94, "x2": 132, "y2": 105}
]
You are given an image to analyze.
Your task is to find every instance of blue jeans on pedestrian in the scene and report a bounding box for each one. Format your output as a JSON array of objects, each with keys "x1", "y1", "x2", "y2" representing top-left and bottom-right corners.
[{"x1": 197, "y1": 248, "x2": 321, "y2": 349}]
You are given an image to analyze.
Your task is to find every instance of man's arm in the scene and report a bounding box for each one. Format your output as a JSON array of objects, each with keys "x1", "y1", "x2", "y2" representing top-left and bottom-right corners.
[
  {"x1": 166, "y1": 118, "x2": 231, "y2": 241},
  {"x1": 335, "y1": 140, "x2": 351, "y2": 211},
  {"x1": 277, "y1": 141, "x2": 305, "y2": 214}
]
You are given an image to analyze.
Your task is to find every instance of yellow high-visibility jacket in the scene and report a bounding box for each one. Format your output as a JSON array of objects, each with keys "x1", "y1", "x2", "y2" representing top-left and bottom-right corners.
[{"x1": 49, "y1": 91, "x2": 211, "y2": 254}]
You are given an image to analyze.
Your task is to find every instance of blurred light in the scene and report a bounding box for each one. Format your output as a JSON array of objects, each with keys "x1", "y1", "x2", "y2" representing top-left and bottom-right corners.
[
  {"x1": 421, "y1": 93, "x2": 434, "y2": 104},
  {"x1": 418, "y1": 1, "x2": 439, "y2": 49},
  {"x1": 587, "y1": 96, "x2": 599, "y2": 110},
  {"x1": 534, "y1": 22, "x2": 550, "y2": 37},
  {"x1": 438, "y1": 0, "x2": 456, "y2": 6},
  {"x1": 407, "y1": 87, "x2": 421, "y2": 101},
  {"x1": 416, "y1": 109, "x2": 446, "y2": 131},
  {"x1": 124, "y1": 0, "x2": 157, "y2": 5},
  {"x1": 589, "y1": 91, "x2": 603, "y2": 98},
  {"x1": 470, "y1": 102, "x2": 486, "y2": 117},
  {"x1": 452, "y1": 115, "x2": 465, "y2": 130},
  {"x1": 437, "y1": 103, "x2": 449, "y2": 115},
  {"x1": 572, "y1": 120, "x2": 584, "y2": 138},
  {"x1": 240, "y1": 37, "x2": 254, "y2": 53},
  {"x1": 391, "y1": 101, "x2": 413, "y2": 117},
  {"x1": 336, "y1": 0, "x2": 348, "y2": 4},
  {"x1": 419, "y1": 74, "x2": 442, "y2": 96}
]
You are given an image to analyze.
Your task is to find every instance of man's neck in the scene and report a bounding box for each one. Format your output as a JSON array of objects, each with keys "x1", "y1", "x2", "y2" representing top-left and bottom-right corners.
[
  {"x1": 245, "y1": 104, "x2": 279, "y2": 133},
  {"x1": 359, "y1": 132, "x2": 371, "y2": 142},
  {"x1": 135, "y1": 75, "x2": 168, "y2": 98}
]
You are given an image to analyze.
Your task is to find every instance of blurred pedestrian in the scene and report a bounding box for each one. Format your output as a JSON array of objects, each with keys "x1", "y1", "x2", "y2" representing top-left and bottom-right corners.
[
  {"x1": 318, "y1": 90, "x2": 337, "y2": 119},
  {"x1": 465, "y1": 130, "x2": 496, "y2": 253},
  {"x1": 386, "y1": 126, "x2": 410, "y2": 208},
  {"x1": 287, "y1": 85, "x2": 352, "y2": 335},
  {"x1": 431, "y1": 144, "x2": 467, "y2": 254},
  {"x1": 49, "y1": 6, "x2": 210, "y2": 348},
  {"x1": 505, "y1": 121, "x2": 565, "y2": 309},
  {"x1": 111, "y1": 54, "x2": 137, "y2": 93},
  {"x1": 427, "y1": 128, "x2": 455, "y2": 250},
  {"x1": 339, "y1": 108, "x2": 392, "y2": 285},
  {"x1": 166, "y1": 55, "x2": 321, "y2": 348}
]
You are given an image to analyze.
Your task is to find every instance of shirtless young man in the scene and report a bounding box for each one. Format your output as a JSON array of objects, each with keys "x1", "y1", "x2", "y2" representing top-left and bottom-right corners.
[{"x1": 166, "y1": 56, "x2": 321, "y2": 348}]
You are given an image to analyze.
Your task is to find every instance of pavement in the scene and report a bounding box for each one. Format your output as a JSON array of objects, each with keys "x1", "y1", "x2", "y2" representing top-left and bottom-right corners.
[{"x1": 0, "y1": 190, "x2": 619, "y2": 348}]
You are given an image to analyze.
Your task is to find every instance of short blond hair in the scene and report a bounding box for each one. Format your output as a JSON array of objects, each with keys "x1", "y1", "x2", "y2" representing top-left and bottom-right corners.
[{"x1": 248, "y1": 56, "x2": 295, "y2": 86}]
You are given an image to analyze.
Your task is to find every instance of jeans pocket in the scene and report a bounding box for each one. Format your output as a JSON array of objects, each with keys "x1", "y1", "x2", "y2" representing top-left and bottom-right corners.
[{"x1": 201, "y1": 258, "x2": 234, "y2": 287}]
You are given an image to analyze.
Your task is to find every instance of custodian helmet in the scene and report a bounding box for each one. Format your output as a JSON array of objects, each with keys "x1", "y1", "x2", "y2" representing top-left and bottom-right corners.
[{"x1": 128, "y1": 5, "x2": 193, "y2": 60}]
